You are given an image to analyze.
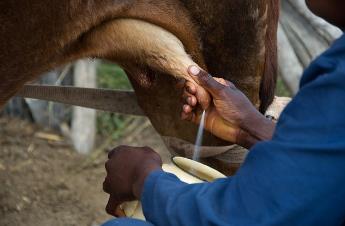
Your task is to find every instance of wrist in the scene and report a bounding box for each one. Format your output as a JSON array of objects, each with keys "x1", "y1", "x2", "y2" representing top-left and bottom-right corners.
[
  {"x1": 235, "y1": 129, "x2": 259, "y2": 149},
  {"x1": 132, "y1": 165, "x2": 162, "y2": 199},
  {"x1": 241, "y1": 110, "x2": 275, "y2": 142}
]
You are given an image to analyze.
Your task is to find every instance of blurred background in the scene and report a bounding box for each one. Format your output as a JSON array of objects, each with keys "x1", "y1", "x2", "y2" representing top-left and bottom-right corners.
[
  {"x1": 0, "y1": 1, "x2": 342, "y2": 225},
  {"x1": 0, "y1": 60, "x2": 170, "y2": 226}
]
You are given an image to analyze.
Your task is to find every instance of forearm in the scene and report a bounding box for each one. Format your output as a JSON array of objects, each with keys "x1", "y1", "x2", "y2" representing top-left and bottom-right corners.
[
  {"x1": 235, "y1": 129, "x2": 260, "y2": 149},
  {"x1": 210, "y1": 116, "x2": 272, "y2": 149},
  {"x1": 142, "y1": 171, "x2": 233, "y2": 226}
]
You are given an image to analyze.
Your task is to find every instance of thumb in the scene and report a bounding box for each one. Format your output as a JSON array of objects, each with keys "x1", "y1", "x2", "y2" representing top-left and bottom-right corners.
[{"x1": 188, "y1": 66, "x2": 224, "y2": 97}]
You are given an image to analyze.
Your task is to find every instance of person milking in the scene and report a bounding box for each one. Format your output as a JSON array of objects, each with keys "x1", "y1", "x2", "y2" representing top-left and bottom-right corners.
[{"x1": 102, "y1": 0, "x2": 345, "y2": 225}]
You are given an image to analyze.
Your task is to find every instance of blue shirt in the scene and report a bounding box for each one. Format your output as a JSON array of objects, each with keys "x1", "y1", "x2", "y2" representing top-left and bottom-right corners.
[{"x1": 141, "y1": 34, "x2": 345, "y2": 226}]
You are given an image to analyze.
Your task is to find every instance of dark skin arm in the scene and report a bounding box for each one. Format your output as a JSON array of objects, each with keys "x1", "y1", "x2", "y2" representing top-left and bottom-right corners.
[
  {"x1": 181, "y1": 66, "x2": 275, "y2": 149},
  {"x1": 102, "y1": 67, "x2": 275, "y2": 217}
]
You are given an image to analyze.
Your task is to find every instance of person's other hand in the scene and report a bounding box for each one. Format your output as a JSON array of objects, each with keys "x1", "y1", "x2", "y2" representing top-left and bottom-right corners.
[{"x1": 103, "y1": 146, "x2": 162, "y2": 217}]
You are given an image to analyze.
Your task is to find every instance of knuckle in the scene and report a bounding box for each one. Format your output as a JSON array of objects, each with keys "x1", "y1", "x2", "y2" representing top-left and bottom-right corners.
[
  {"x1": 202, "y1": 73, "x2": 213, "y2": 83},
  {"x1": 108, "y1": 145, "x2": 127, "y2": 158},
  {"x1": 228, "y1": 82, "x2": 236, "y2": 89},
  {"x1": 215, "y1": 77, "x2": 227, "y2": 85},
  {"x1": 108, "y1": 149, "x2": 115, "y2": 159},
  {"x1": 186, "y1": 81, "x2": 194, "y2": 88},
  {"x1": 105, "y1": 160, "x2": 112, "y2": 172},
  {"x1": 143, "y1": 146, "x2": 155, "y2": 154},
  {"x1": 219, "y1": 79, "x2": 226, "y2": 85},
  {"x1": 117, "y1": 145, "x2": 128, "y2": 149},
  {"x1": 143, "y1": 145, "x2": 152, "y2": 150},
  {"x1": 186, "y1": 85, "x2": 195, "y2": 94},
  {"x1": 200, "y1": 70, "x2": 210, "y2": 78},
  {"x1": 103, "y1": 180, "x2": 110, "y2": 193}
]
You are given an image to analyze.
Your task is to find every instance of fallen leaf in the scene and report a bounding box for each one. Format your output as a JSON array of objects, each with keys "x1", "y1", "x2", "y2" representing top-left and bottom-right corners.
[{"x1": 34, "y1": 132, "x2": 63, "y2": 142}]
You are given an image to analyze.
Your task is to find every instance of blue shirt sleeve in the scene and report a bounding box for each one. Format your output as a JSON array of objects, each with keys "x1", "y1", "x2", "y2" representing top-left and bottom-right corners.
[{"x1": 141, "y1": 35, "x2": 345, "y2": 226}]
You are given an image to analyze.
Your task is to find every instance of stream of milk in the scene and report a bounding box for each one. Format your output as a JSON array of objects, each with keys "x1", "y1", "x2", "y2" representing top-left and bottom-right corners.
[{"x1": 192, "y1": 110, "x2": 206, "y2": 162}]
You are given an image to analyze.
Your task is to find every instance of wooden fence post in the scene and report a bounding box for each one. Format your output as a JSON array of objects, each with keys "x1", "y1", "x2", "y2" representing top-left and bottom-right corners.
[{"x1": 71, "y1": 59, "x2": 97, "y2": 154}]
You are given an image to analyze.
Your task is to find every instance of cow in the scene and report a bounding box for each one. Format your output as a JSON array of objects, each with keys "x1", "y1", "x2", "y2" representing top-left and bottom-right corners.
[{"x1": 0, "y1": 0, "x2": 279, "y2": 175}]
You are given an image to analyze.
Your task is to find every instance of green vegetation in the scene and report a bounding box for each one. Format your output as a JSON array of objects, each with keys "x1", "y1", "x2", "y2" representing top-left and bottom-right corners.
[
  {"x1": 97, "y1": 62, "x2": 132, "y2": 90},
  {"x1": 276, "y1": 76, "x2": 292, "y2": 97},
  {"x1": 96, "y1": 62, "x2": 134, "y2": 137}
]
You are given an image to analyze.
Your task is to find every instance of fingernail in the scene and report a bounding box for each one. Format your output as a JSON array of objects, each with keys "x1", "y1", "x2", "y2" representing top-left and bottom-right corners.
[{"x1": 189, "y1": 66, "x2": 200, "y2": 76}]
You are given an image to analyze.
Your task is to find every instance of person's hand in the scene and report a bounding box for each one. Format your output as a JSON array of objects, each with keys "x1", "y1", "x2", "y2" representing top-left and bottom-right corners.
[
  {"x1": 182, "y1": 66, "x2": 275, "y2": 148},
  {"x1": 182, "y1": 66, "x2": 259, "y2": 126},
  {"x1": 103, "y1": 146, "x2": 162, "y2": 217}
]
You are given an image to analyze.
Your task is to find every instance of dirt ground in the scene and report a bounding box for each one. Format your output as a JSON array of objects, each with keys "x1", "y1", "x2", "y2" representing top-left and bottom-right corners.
[{"x1": 0, "y1": 117, "x2": 169, "y2": 226}]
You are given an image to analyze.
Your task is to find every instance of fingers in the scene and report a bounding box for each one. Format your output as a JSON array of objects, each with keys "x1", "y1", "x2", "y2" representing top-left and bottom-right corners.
[
  {"x1": 115, "y1": 206, "x2": 127, "y2": 218},
  {"x1": 181, "y1": 89, "x2": 197, "y2": 122},
  {"x1": 181, "y1": 82, "x2": 198, "y2": 116},
  {"x1": 182, "y1": 81, "x2": 197, "y2": 106},
  {"x1": 188, "y1": 96, "x2": 197, "y2": 106},
  {"x1": 185, "y1": 81, "x2": 197, "y2": 94},
  {"x1": 182, "y1": 94, "x2": 197, "y2": 107},
  {"x1": 180, "y1": 104, "x2": 204, "y2": 124},
  {"x1": 181, "y1": 72, "x2": 214, "y2": 122},
  {"x1": 182, "y1": 87, "x2": 197, "y2": 105},
  {"x1": 181, "y1": 111, "x2": 199, "y2": 124},
  {"x1": 106, "y1": 195, "x2": 122, "y2": 217},
  {"x1": 181, "y1": 111, "x2": 194, "y2": 121},
  {"x1": 183, "y1": 80, "x2": 210, "y2": 109},
  {"x1": 183, "y1": 104, "x2": 193, "y2": 114},
  {"x1": 103, "y1": 176, "x2": 113, "y2": 194},
  {"x1": 181, "y1": 81, "x2": 203, "y2": 122},
  {"x1": 188, "y1": 66, "x2": 225, "y2": 97}
]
